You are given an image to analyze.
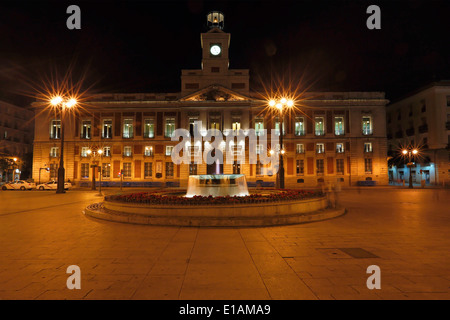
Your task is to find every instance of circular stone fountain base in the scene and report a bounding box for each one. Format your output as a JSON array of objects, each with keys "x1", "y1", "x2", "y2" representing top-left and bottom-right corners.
[{"x1": 84, "y1": 194, "x2": 346, "y2": 227}]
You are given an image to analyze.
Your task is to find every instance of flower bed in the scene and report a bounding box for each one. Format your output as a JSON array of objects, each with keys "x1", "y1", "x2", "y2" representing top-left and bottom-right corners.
[{"x1": 104, "y1": 189, "x2": 323, "y2": 206}]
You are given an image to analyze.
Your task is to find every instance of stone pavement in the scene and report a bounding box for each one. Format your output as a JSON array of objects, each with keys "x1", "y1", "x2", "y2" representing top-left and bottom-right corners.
[{"x1": 0, "y1": 187, "x2": 449, "y2": 300}]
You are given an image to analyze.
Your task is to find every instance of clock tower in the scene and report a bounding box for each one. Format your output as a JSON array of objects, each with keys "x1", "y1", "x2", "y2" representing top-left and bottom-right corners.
[
  {"x1": 181, "y1": 11, "x2": 249, "y2": 96},
  {"x1": 201, "y1": 11, "x2": 230, "y2": 75}
]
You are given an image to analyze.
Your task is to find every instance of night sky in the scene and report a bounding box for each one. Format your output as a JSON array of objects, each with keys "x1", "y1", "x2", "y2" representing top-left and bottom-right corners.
[{"x1": 0, "y1": 0, "x2": 449, "y2": 106}]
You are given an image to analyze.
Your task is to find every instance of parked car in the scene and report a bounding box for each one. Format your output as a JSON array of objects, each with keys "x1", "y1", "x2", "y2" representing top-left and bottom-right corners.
[
  {"x1": 36, "y1": 180, "x2": 72, "y2": 190},
  {"x1": 1, "y1": 180, "x2": 36, "y2": 190}
]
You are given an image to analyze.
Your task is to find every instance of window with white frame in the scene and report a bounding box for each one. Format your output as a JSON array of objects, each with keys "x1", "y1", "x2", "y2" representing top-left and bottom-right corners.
[
  {"x1": 144, "y1": 146, "x2": 154, "y2": 156},
  {"x1": 274, "y1": 117, "x2": 285, "y2": 136},
  {"x1": 81, "y1": 120, "x2": 92, "y2": 139},
  {"x1": 316, "y1": 143, "x2": 324, "y2": 154},
  {"x1": 336, "y1": 143, "x2": 344, "y2": 153},
  {"x1": 209, "y1": 114, "x2": 221, "y2": 131},
  {"x1": 296, "y1": 144, "x2": 305, "y2": 154},
  {"x1": 189, "y1": 118, "x2": 199, "y2": 136},
  {"x1": 165, "y1": 162, "x2": 174, "y2": 178},
  {"x1": 165, "y1": 145, "x2": 174, "y2": 156},
  {"x1": 50, "y1": 147, "x2": 59, "y2": 157},
  {"x1": 103, "y1": 146, "x2": 111, "y2": 157},
  {"x1": 81, "y1": 163, "x2": 89, "y2": 179},
  {"x1": 144, "y1": 118, "x2": 155, "y2": 138},
  {"x1": 165, "y1": 117, "x2": 175, "y2": 138},
  {"x1": 123, "y1": 119, "x2": 134, "y2": 138},
  {"x1": 102, "y1": 119, "x2": 112, "y2": 138},
  {"x1": 316, "y1": 159, "x2": 324, "y2": 175},
  {"x1": 81, "y1": 147, "x2": 89, "y2": 157},
  {"x1": 50, "y1": 120, "x2": 61, "y2": 139},
  {"x1": 124, "y1": 146, "x2": 132, "y2": 157},
  {"x1": 144, "y1": 162, "x2": 152, "y2": 178},
  {"x1": 296, "y1": 159, "x2": 304, "y2": 175},
  {"x1": 364, "y1": 142, "x2": 373, "y2": 153},
  {"x1": 315, "y1": 117, "x2": 325, "y2": 136},
  {"x1": 102, "y1": 163, "x2": 111, "y2": 179},
  {"x1": 335, "y1": 116, "x2": 344, "y2": 135},
  {"x1": 189, "y1": 163, "x2": 197, "y2": 175},
  {"x1": 362, "y1": 116, "x2": 373, "y2": 135},
  {"x1": 255, "y1": 118, "x2": 264, "y2": 136},
  {"x1": 231, "y1": 117, "x2": 241, "y2": 132},
  {"x1": 294, "y1": 117, "x2": 305, "y2": 136},
  {"x1": 123, "y1": 162, "x2": 132, "y2": 177}
]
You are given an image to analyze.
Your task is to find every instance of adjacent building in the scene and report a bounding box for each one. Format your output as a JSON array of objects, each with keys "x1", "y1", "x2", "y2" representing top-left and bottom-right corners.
[
  {"x1": 0, "y1": 100, "x2": 35, "y2": 181},
  {"x1": 386, "y1": 81, "x2": 450, "y2": 185},
  {"x1": 31, "y1": 12, "x2": 389, "y2": 187}
]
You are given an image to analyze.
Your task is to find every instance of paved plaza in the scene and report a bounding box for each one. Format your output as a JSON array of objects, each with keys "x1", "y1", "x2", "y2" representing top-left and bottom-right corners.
[{"x1": 0, "y1": 187, "x2": 449, "y2": 300}]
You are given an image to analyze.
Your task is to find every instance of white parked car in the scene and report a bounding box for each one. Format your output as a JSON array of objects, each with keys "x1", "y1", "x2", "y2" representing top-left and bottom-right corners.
[
  {"x1": 1, "y1": 180, "x2": 36, "y2": 190},
  {"x1": 36, "y1": 180, "x2": 72, "y2": 190}
]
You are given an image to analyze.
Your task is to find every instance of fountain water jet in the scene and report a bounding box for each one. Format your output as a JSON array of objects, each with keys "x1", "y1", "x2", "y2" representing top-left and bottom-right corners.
[{"x1": 185, "y1": 174, "x2": 249, "y2": 198}]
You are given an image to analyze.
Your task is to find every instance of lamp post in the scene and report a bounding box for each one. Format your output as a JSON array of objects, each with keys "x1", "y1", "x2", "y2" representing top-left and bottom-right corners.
[
  {"x1": 87, "y1": 148, "x2": 103, "y2": 193},
  {"x1": 50, "y1": 96, "x2": 77, "y2": 193},
  {"x1": 402, "y1": 148, "x2": 418, "y2": 189},
  {"x1": 268, "y1": 97, "x2": 294, "y2": 189},
  {"x1": 12, "y1": 158, "x2": 18, "y2": 181}
]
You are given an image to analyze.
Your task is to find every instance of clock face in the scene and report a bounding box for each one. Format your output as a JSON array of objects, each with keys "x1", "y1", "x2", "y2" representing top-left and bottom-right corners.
[{"x1": 210, "y1": 45, "x2": 221, "y2": 56}]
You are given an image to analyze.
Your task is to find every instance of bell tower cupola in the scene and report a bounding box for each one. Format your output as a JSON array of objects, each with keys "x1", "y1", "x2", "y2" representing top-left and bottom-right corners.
[{"x1": 181, "y1": 11, "x2": 249, "y2": 96}]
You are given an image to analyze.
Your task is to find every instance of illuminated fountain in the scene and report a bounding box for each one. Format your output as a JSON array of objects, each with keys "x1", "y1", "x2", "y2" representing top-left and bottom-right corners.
[{"x1": 185, "y1": 174, "x2": 249, "y2": 198}]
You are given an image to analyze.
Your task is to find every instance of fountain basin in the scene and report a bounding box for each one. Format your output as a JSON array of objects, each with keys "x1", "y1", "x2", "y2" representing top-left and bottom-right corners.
[{"x1": 84, "y1": 189, "x2": 346, "y2": 227}]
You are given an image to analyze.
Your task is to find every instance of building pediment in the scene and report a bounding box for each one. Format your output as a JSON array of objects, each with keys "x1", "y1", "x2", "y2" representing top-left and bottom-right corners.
[{"x1": 180, "y1": 85, "x2": 250, "y2": 102}]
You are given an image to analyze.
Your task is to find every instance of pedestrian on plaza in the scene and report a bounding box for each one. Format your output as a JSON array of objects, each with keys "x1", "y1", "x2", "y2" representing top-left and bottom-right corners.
[
  {"x1": 318, "y1": 181, "x2": 325, "y2": 195},
  {"x1": 326, "y1": 181, "x2": 333, "y2": 208},
  {"x1": 334, "y1": 179, "x2": 342, "y2": 208}
]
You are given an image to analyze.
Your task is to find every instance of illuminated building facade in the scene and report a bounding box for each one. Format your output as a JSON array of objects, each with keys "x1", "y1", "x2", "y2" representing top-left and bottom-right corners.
[
  {"x1": 387, "y1": 81, "x2": 450, "y2": 186},
  {"x1": 31, "y1": 12, "x2": 389, "y2": 187}
]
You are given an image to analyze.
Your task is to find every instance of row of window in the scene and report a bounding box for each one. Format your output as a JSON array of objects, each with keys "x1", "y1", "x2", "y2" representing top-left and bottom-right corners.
[
  {"x1": 293, "y1": 158, "x2": 372, "y2": 175},
  {"x1": 295, "y1": 142, "x2": 373, "y2": 154},
  {"x1": 77, "y1": 162, "x2": 172, "y2": 179},
  {"x1": 49, "y1": 157, "x2": 374, "y2": 181},
  {"x1": 48, "y1": 115, "x2": 374, "y2": 139},
  {"x1": 48, "y1": 142, "x2": 374, "y2": 159}
]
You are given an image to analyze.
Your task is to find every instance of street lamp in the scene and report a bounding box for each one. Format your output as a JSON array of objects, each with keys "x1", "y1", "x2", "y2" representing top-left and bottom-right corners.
[
  {"x1": 267, "y1": 97, "x2": 294, "y2": 189},
  {"x1": 402, "y1": 148, "x2": 418, "y2": 189},
  {"x1": 87, "y1": 148, "x2": 103, "y2": 193},
  {"x1": 50, "y1": 96, "x2": 77, "y2": 193}
]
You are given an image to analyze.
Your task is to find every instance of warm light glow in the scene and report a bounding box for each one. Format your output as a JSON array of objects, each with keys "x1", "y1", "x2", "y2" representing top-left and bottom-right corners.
[
  {"x1": 87, "y1": 149, "x2": 92, "y2": 154},
  {"x1": 281, "y1": 149, "x2": 285, "y2": 155},
  {"x1": 402, "y1": 150, "x2": 408, "y2": 155},
  {"x1": 13, "y1": 158, "x2": 17, "y2": 162},
  {"x1": 65, "y1": 98, "x2": 77, "y2": 108},
  {"x1": 269, "y1": 150, "x2": 275, "y2": 155},
  {"x1": 268, "y1": 100, "x2": 276, "y2": 107},
  {"x1": 275, "y1": 103, "x2": 283, "y2": 110},
  {"x1": 280, "y1": 97, "x2": 287, "y2": 104},
  {"x1": 286, "y1": 100, "x2": 294, "y2": 107},
  {"x1": 98, "y1": 149, "x2": 103, "y2": 155},
  {"x1": 412, "y1": 149, "x2": 418, "y2": 155},
  {"x1": 50, "y1": 96, "x2": 63, "y2": 106}
]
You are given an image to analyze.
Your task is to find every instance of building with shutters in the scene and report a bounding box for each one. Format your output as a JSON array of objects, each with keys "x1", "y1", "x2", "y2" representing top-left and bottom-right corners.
[
  {"x1": 31, "y1": 12, "x2": 389, "y2": 187},
  {"x1": 386, "y1": 81, "x2": 450, "y2": 186}
]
